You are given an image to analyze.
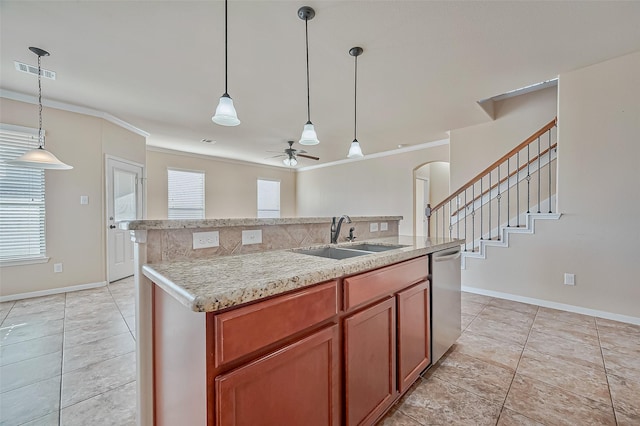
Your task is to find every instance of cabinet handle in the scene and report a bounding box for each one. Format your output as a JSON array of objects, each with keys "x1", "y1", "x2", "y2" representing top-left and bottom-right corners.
[{"x1": 433, "y1": 249, "x2": 460, "y2": 262}]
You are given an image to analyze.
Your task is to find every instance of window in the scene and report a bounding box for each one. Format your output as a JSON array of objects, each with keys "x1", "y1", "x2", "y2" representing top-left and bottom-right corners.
[
  {"x1": 168, "y1": 169, "x2": 205, "y2": 219},
  {"x1": 257, "y1": 179, "x2": 280, "y2": 218},
  {"x1": 0, "y1": 124, "x2": 46, "y2": 263}
]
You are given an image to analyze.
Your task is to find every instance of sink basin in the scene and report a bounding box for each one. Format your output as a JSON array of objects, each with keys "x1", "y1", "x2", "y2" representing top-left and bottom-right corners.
[
  {"x1": 294, "y1": 247, "x2": 370, "y2": 260},
  {"x1": 344, "y1": 243, "x2": 407, "y2": 252}
]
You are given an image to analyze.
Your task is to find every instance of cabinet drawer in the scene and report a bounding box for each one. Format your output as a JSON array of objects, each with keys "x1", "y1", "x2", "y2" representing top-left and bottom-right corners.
[
  {"x1": 344, "y1": 256, "x2": 428, "y2": 310},
  {"x1": 213, "y1": 280, "x2": 338, "y2": 367}
]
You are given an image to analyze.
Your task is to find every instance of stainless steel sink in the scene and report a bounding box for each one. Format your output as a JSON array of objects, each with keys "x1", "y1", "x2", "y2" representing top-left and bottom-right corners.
[
  {"x1": 344, "y1": 243, "x2": 407, "y2": 252},
  {"x1": 294, "y1": 247, "x2": 370, "y2": 260}
]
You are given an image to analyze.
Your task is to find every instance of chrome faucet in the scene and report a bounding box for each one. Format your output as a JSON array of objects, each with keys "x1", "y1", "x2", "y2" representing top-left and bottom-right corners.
[{"x1": 331, "y1": 215, "x2": 352, "y2": 244}]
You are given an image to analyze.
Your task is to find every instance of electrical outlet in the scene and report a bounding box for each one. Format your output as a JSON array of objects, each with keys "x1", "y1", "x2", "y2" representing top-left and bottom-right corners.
[
  {"x1": 242, "y1": 230, "x2": 262, "y2": 245},
  {"x1": 80, "y1": 195, "x2": 89, "y2": 205},
  {"x1": 380, "y1": 222, "x2": 388, "y2": 231},
  {"x1": 564, "y1": 273, "x2": 575, "y2": 286},
  {"x1": 193, "y1": 231, "x2": 219, "y2": 249},
  {"x1": 369, "y1": 223, "x2": 379, "y2": 232},
  {"x1": 54, "y1": 263, "x2": 63, "y2": 273}
]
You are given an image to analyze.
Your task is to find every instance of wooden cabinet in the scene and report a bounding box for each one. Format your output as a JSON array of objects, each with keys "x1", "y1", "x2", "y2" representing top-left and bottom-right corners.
[
  {"x1": 152, "y1": 255, "x2": 432, "y2": 426},
  {"x1": 344, "y1": 298, "x2": 396, "y2": 426},
  {"x1": 344, "y1": 258, "x2": 430, "y2": 425},
  {"x1": 397, "y1": 280, "x2": 430, "y2": 393},
  {"x1": 215, "y1": 325, "x2": 340, "y2": 426}
]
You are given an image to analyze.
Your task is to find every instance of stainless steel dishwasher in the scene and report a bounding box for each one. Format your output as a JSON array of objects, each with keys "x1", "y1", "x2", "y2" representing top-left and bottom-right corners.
[{"x1": 430, "y1": 246, "x2": 462, "y2": 363}]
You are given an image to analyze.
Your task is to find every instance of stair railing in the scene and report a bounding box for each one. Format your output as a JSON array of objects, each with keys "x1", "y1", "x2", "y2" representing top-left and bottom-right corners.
[{"x1": 428, "y1": 118, "x2": 558, "y2": 252}]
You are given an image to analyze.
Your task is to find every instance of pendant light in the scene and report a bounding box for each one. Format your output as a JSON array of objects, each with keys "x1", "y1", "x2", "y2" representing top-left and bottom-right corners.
[
  {"x1": 8, "y1": 47, "x2": 73, "y2": 170},
  {"x1": 212, "y1": 0, "x2": 240, "y2": 126},
  {"x1": 347, "y1": 47, "x2": 364, "y2": 159},
  {"x1": 298, "y1": 6, "x2": 319, "y2": 146}
]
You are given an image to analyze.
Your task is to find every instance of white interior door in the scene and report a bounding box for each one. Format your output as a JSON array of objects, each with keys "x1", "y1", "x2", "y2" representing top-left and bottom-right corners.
[{"x1": 107, "y1": 157, "x2": 144, "y2": 282}]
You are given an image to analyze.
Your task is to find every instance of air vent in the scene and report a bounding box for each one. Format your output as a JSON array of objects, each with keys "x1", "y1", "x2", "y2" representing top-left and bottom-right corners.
[{"x1": 14, "y1": 61, "x2": 56, "y2": 80}]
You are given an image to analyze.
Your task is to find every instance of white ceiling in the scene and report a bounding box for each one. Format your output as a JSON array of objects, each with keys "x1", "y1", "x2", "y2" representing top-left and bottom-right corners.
[{"x1": 2, "y1": 1, "x2": 640, "y2": 168}]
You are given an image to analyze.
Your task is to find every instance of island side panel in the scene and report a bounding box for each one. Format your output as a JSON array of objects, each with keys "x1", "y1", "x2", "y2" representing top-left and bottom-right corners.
[{"x1": 153, "y1": 284, "x2": 207, "y2": 425}]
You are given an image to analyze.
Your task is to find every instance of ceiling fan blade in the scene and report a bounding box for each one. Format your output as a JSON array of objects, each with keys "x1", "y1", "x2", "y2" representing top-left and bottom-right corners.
[
  {"x1": 265, "y1": 154, "x2": 286, "y2": 159},
  {"x1": 298, "y1": 149, "x2": 308, "y2": 154},
  {"x1": 298, "y1": 154, "x2": 320, "y2": 160}
]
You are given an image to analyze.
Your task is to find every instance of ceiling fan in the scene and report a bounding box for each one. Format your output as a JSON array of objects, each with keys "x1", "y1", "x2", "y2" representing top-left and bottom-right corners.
[{"x1": 269, "y1": 141, "x2": 319, "y2": 167}]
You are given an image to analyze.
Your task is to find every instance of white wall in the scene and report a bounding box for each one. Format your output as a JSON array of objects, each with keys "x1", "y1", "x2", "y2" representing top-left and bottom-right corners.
[
  {"x1": 296, "y1": 143, "x2": 449, "y2": 235},
  {"x1": 146, "y1": 149, "x2": 296, "y2": 219},
  {"x1": 461, "y1": 52, "x2": 640, "y2": 318},
  {"x1": 450, "y1": 86, "x2": 558, "y2": 190},
  {"x1": 0, "y1": 98, "x2": 146, "y2": 297}
]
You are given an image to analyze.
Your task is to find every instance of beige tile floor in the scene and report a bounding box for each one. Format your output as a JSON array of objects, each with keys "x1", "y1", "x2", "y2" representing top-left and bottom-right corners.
[
  {"x1": 1, "y1": 279, "x2": 639, "y2": 425},
  {"x1": 0, "y1": 277, "x2": 136, "y2": 426},
  {"x1": 380, "y1": 293, "x2": 640, "y2": 426}
]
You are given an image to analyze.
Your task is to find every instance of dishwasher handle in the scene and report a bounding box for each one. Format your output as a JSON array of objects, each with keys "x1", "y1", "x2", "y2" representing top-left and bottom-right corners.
[{"x1": 433, "y1": 248, "x2": 461, "y2": 262}]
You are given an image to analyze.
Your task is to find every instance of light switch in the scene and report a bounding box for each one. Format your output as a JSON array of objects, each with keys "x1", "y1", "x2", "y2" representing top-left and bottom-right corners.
[
  {"x1": 80, "y1": 196, "x2": 89, "y2": 205},
  {"x1": 369, "y1": 223, "x2": 379, "y2": 232},
  {"x1": 242, "y1": 230, "x2": 262, "y2": 245},
  {"x1": 380, "y1": 222, "x2": 388, "y2": 231},
  {"x1": 193, "y1": 231, "x2": 219, "y2": 249}
]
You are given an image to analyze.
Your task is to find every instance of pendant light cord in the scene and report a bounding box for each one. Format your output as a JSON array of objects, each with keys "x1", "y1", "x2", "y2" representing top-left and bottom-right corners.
[
  {"x1": 354, "y1": 54, "x2": 358, "y2": 141},
  {"x1": 224, "y1": 0, "x2": 228, "y2": 95},
  {"x1": 305, "y1": 18, "x2": 311, "y2": 123},
  {"x1": 37, "y1": 54, "x2": 44, "y2": 148}
]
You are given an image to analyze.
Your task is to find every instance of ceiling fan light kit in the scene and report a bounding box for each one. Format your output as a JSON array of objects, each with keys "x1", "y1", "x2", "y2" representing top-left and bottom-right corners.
[
  {"x1": 347, "y1": 46, "x2": 364, "y2": 159},
  {"x1": 8, "y1": 47, "x2": 73, "y2": 170},
  {"x1": 212, "y1": 0, "x2": 240, "y2": 126},
  {"x1": 298, "y1": 6, "x2": 320, "y2": 146}
]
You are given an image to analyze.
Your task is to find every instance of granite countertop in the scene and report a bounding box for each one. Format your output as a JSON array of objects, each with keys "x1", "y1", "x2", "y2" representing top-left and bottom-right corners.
[
  {"x1": 121, "y1": 216, "x2": 402, "y2": 230},
  {"x1": 142, "y1": 236, "x2": 462, "y2": 313}
]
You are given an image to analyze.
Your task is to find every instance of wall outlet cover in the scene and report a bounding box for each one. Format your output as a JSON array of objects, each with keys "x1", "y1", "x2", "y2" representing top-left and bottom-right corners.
[
  {"x1": 54, "y1": 263, "x2": 63, "y2": 273},
  {"x1": 380, "y1": 222, "x2": 388, "y2": 231},
  {"x1": 80, "y1": 195, "x2": 89, "y2": 205},
  {"x1": 564, "y1": 273, "x2": 575, "y2": 286},
  {"x1": 242, "y1": 230, "x2": 263, "y2": 245},
  {"x1": 369, "y1": 223, "x2": 379, "y2": 232},
  {"x1": 193, "y1": 231, "x2": 219, "y2": 249}
]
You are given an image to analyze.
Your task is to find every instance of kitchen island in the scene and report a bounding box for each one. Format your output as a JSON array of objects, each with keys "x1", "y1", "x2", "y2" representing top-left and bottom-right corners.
[{"x1": 123, "y1": 217, "x2": 461, "y2": 426}]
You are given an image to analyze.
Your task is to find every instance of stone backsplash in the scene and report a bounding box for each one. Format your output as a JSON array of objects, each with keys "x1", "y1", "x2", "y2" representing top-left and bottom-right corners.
[{"x1": 141, "y1": 218, "x2": 400, "y2": 263}]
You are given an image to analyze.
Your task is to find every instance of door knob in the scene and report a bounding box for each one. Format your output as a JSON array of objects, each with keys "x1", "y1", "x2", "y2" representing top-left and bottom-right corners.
[{"x1": 109, "y1": 225, "x2": 116, "y2": 229}]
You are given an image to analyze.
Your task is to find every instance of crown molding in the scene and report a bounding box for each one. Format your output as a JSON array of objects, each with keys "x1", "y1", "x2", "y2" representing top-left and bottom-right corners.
[
  {"x1": 146, "y1": 145, "x2": 291, "y2": 172},
  {"x1": 297, "y1": 138, "x2": 449, "y2": 172},
  {"x1": 0, "y1": 89, "x2": 150, "y2": 138}
]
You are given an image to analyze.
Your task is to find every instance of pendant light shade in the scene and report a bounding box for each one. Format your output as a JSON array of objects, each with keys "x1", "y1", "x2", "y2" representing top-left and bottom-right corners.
[
  {"x1": 212, "y1": 0, "x2": 240, "y2": 126},
  {"x1": 347, "y1": 46, "x2": 364, "y2": 159},
  {"x1": 298, "y1": 6, "x2": 319, "y2": 146},
  {"x1": 212, "y1": 94, "x2": 240, "y2": 126},
  {"x1": 347, "y1": 140, "x2": 363, "y2": 159},
  {"x1": 10, "y1": 147, "x2": 73, "y2": 170},
  {"x1": 7, "y1": 47, "x2": 72, "y2": 170},
  {"x1": 299, "y1": 122, "x2": 319, "y2": 146}
]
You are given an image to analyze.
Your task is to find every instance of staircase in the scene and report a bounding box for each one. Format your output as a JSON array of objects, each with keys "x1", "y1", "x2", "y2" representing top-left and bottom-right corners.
[{"x1": 428, "y1": 118, "x2": 561, "y2": 269}]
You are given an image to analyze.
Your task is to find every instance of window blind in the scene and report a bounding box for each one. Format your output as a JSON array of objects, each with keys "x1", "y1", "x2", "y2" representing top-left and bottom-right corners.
[
  {"x1": 257, "y1": 179, "x2": 280, "y2": 218},
  {"x1": 0, "y1": 124, "x2": 46, "y2": 262},
  {"x1": 168, "y1": 169, "x2": 205, "y2": 219}
]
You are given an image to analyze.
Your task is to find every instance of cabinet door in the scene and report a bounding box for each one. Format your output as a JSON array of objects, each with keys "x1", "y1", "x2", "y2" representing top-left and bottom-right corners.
[
  {"x1": 344, "y1": 298, "x2": 396, "y2": 426},
  {"x1": 397, "y1": 280, "x2": 430, "y2": 393},
  {"x1": 215, "y1": 325, "x2": 339, "y2": 426}
]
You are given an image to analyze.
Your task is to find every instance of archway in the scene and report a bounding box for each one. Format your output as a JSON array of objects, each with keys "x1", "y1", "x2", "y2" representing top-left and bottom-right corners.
[{"x1": 413, "y1": 161, "x2": 450, "y2": 237}]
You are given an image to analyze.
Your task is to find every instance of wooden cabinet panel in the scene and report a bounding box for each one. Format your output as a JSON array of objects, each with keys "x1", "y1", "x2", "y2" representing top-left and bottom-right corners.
[
  {"x1": 214, "y1": 281, "x2": 338, "y2": 366},
  {"x1": 344, "y1": 298, "x2": 397, "y2": 426},
  {"x1": 215, "y1": 325, "x2": 340, "y2": 426},
  {"x1": 397, "y1": 280, "x2": 430, "y2": 393},
  {"x1": 344, "y1": 257, "x2": 428, "y2": 310}
]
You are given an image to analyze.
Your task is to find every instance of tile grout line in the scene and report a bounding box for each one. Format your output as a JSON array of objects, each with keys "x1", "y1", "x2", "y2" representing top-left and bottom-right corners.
[
  {"x1": 494, "y1": 305, "x2": 540, "y2": 425},
  {"x1": 58, "y1": 292, "x2": 68, "y2": 426},
  {"x1": 595, "y1": 320, "x2": 619, "y2": 425}
]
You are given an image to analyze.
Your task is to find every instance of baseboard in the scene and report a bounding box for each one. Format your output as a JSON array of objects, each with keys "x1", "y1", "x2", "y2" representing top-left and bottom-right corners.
[
  {"x1": 0, "y1": 281, "x2": 107, "y2": 302},
  {"x1": 461, "y1": 285, "x2": 640, "y2": 326}
]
